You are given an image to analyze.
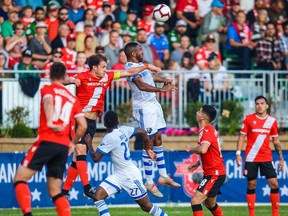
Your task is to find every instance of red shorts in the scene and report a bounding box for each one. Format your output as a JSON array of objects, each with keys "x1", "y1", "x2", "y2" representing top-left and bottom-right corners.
[
  {"x1": 21, "y1": 140, "x2": 68, "y2": 179},
  {"x1": 197, "y1": 174, "x2": 226, "y2": 197}
]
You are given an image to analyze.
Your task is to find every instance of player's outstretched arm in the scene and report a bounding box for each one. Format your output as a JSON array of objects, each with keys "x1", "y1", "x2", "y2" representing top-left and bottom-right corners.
[
  {"x1": 188, "y1": 160, "x2": 200, "y2": 172},
  {"x1": 152, "y1": 73, "x2": 173, "y2": 84},
  {"x1": 133, "y1": 76, "x2": 177, "y2": 93},
  {"x1": 236, "y1": 133, "x2": 246, "y2": 166},
  {"x1": 63, "y1": 76, "x2": 81, "y2": 86},
  {"x1": 85, "y1": 134, "x2": 104, "y2": 163},
  {"x1": 119, "y1": 64, "x2": 162, "y2": 78},
  {"x1": 272, "y1": 136, "x2": 284, "y2": 171},
  {"x1": 135, "y1": 128, "x2": 156, "y2": 161},
  {"x1": 185, "y1": 142, "x2": 210, "y2": 154}
]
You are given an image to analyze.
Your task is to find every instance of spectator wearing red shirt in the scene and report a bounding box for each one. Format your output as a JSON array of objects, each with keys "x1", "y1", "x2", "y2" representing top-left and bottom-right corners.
[
  {"x1": 86, "y1": 0, "x2": 115, "y2": 12},
  {"x1": 20, "y1": 6, "x2": 35, "y2": 28},
  {"x1": 42, "y1": 48, "x2": 63, "y2": 78},
  {"x1": 175, "y1": 0, "x2": 201, "y2": 46},
  {"x1": 67, "y1": 51, "x2": 89, "y2": 76},
  {"x1": 111, "y1": 49, "x2": 126, "y2": 70},
  {"x1": 137, "y1": 5, "x2": 155, "y2": 35},
  {"x1": 62, "y1": 33, "x2": 77, "y2": 68},
  {"x1": 186, "y1": 105, "x2": 226, "y2": 216}
]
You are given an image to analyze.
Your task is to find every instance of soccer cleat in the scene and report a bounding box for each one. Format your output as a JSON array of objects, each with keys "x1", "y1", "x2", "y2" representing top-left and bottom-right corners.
[
  {"x1": 144, "y1": 183, "x2": 164, "y2": 198},
  {"x1": 83, "y1": 185, "x2": 96, "y2": 199},
  {"x1": 158, "y1": 176, "x2": 181, "y2": 188},
  {"x1": 62, "y1": 189, "x2": 70, "y2": 200}
]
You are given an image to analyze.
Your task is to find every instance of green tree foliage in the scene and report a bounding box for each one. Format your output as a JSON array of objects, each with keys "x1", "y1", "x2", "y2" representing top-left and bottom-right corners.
[{"x1": 184, "y1": 102, "x2": 203, "y2": 127}]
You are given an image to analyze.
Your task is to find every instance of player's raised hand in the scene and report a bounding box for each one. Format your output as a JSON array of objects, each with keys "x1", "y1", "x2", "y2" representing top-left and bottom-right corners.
[
  {"x1": 147, "y1": 149, "x2": 157, "y2": 161},
  {"x1": 236, "y1": 155, "x2": 242, "y2": 166},
  {"x1": 47, "y1": 122, "x2": 64, "y2": 132},
  {"x1": 148, "y1": 64, "x2": 162, "y2": 73},
  {"x1": 161, "y1": 83, "x2": 177, "y2": 92},
  {"x1": 188, "y1": 161, "x2": 200, "y2": 172}
]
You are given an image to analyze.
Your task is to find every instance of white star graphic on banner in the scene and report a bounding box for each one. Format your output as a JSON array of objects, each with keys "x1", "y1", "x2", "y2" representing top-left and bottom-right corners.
[
  {"x1": 69, "y1": 188, "x2": 79, "y2": 200},
  {"x1": 31, "y1": 189, "x2": 41, "y2": 201},
  {"x1": 262, "y1": 184, "x2": 270, "y2": 196},
  {"x1": 280, "y1": 185, "x2": 288, "y2": 197}
]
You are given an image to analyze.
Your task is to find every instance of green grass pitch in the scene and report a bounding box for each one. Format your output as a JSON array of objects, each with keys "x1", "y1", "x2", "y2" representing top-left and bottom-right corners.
[{"x1": 1, "y1": 205, "x2": 288, "y2": 215}]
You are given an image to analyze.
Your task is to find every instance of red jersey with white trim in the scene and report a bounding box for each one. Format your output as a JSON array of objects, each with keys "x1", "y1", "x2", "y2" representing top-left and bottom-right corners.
[
  {"x1": 86, "y1": 0, "x2": 115, "y2": 10},
  {"x1": 240, "y1": 113, "x2": 278, "y2": 162},
  {"x1": 198, "y1": 124, "x2": 226, "y2": 176},
  {"x1": 38, "y1": 84, "x2": 84, "y2": 147},
  {"x1": 62, "y1": 47, "x2": 77, "y2": 68},
  {"x1": 194, "y1": 46, "x2": 222, "y2": 65},
  {"x1": 74, "y1": 71, "x2": 115, "y2": 115}
]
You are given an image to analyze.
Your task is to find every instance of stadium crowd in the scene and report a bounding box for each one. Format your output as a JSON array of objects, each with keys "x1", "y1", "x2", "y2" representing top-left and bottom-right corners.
[{"x1": 0, "y1": 0, "x2": 287, "y2": 74}]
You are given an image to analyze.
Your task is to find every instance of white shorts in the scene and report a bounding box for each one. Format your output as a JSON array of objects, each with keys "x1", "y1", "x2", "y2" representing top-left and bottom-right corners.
[
  {"x1": 99, "y1": 174, "x2": 147, "y2": 200},
  {"x1": 133, "y1": 101, "x2": 166, "y2": 138}
]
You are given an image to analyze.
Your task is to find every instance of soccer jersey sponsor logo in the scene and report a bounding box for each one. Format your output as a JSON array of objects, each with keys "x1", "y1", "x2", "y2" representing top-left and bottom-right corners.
[{"x1": 252, "y1": 128, "x2": 271, "y2": 134}]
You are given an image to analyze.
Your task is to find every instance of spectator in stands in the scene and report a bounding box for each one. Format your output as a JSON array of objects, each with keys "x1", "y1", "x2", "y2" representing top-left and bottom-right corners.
[
  {"x1": 20, "y1": 5, "x2": 34, "y2": 29},
  {"x1": 15, "y1": 49, "x2": 40, "y2": 98},
  {"x1": 251, "y1": 9, "x2": 268, "y2": 43},
  {"x1": 0, "y1": 33, "x2": 8, "y2": 68},
  {"x1": 26, "y1": 7, "x2": 45, "y2": 40},
  {"x1": 5, "y1": 21, "x2": 27, "y2": 68},
  {"x1": 68, "y1": 51, "x2": 89, "y2": 76},
  {"x1": 137, "y1": 5, "x2": 155, "y2": 34},
  {"x1": 83, "y1": 35, "x2": 95, "y2": 58},
  {"x1": 99, "y1": 20, "x2": 124, "y2": 47},
  {"x1": 279, "y1": 21, "x2": 288, "y2": 70},
  {"x1": 86, "y1": 0, "x2": 116, "y2": 12},
  {"x1": 255, "y1": 21, "x2": 282, "y2": 70},
  {"x1": 111, "y1": 49, "x2": 126, "y2": 70},
  {"x1": 97, "y1": 15, "x2": 113, "y2": 42},
  {"x1": 76, "y1": 20, "x2": 99, "y2": 52},
  {"x1": 51, "y1": 22, "x2": 70, "y2": 49},
  {"x1": 121, "y1": 8, "x2": 137, "y2": 41},
  {"x1": 0, "y1": 0, "x2": 21, "y2": 21},
  {"x1": 96, "y1": 1, "x2": 115, "y2": 28},
  {"x1": 171, "y1": 35, "x2": 194, "y2": 65},
  {"x1": 246, "y1": 0, "x2": 265, "y2": 28},
  {"x1": 68, "y1": 0, "x2": 84, "y2": 24},
  {"x1": 136, "y1": 28, "x2": 163, "y2": 68},
  {"x1": 113, "y1": 0, "x2": 129, "y2": 23},
  {"x1": 121, "y1": 31, "x2": 132, "y2": 45},
  {"x1": 104, "y1": 30, "x2": 120, "y2": 69},
  {"x1": 268, "y1": 0, "x2": 287, "y2": 24},
  {"x1": 195, "y1": 34, "x2": 222, "y2": 66},
  {"x1": 168, "y1": 19, "x2": 188, "y2": 51},
  {"x1": 75, "y1": 8, "x2": 94, "y2": 34},
  {"x1": 0, "y1": 52, "x2": 10, "y2": 122},
  {"x1": 175, "y1": 0, "x2": 201, "y2": 46},
  {"x1": 225, "y1": 0, "x2": 240, "y2": 26},
  {"x1": 199, "y1": 0, "x2": 226, "y2": 52},
  {"x1": 197, "y1": 0, "x2": 213, "y2": 18},
  {"x1": 95, "y1": 45, "x2": 105, "y2": 55},
  {"x1": 46, "y1": 0, "x2": 61, "y2": 42},
  {"x1": 19, "y1": 0, "x2": 43, "y2": 11},
  {"x1": 62, "y1": 33, "x2": 77, "y2": 67},
  {"x1": 1, "y1": 8, "x2": 19, "y2": 42},
  {"x1": 42, "y1": 48, "x2": 63, "y2": 78},
  {"x1": 226, "y1": 10, "x2": 253, "y2": 70},
  {"x1": 147, "y1": 22, "x2": 170, "y2": 62},
  {"x1": 181, "y1": 51, "x2": 194, "y2": 70},
  {"x1": 57, "y1": 6, "x2": 75, "y2": 32},
  {"x1": 29, "y1": 21, "x2": 52, "y2": 69}
]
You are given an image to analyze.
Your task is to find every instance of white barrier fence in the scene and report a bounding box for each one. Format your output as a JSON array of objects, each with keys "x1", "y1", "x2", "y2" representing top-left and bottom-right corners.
[{"x1": 0, "y1": 70, "x2": 287, "y2": 129}]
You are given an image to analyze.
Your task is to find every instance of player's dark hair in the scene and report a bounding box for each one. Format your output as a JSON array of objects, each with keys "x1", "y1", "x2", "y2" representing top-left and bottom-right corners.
[
  {"x1": 124, "y1": 42, "x2": 139, "y2": 59},
  {"x1": 202, "y1": 105, "x2": 217, "y2": 123},
  {"x1": 35, "y1": 7, "x2": 44, "y2": 13},
  {"x1": 254, "y1": 95, "x2": 268, "y2": 104},
  {"x1": 86, "y1": 54, "x2": 108, "y2": 70},
  {"x1": 104, "y1": 111, "x2": 119, "y2": 128},
  {"x1": 50, "y1": 62, "x2": 66, "y2": 80}
]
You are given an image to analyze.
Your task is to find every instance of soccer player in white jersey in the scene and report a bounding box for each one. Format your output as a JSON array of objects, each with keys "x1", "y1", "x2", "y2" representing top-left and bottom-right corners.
[
  {"x1": 86, "y1": 111, "x2": 168, "y2": 216},
  {"x1": 236, "y1": 95, "x2": 284, "y2": 216},
  {"x1": 123, "y1": 42, "x2": 181, "y2": 198}
]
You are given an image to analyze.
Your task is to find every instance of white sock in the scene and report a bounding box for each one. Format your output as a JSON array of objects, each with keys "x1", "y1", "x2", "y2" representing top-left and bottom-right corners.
[
  {"x1": 142, "y1": 150, "x2": 154, "y2": 184},
  {"x1": 149, "y1": 204, "x2": 168, "y2": 216},
  {"x1": 94, "y1": 200, "x2": 110, "y2": 216},
  {"x1": 153, "y1": 145, "x2": 168, "y2": 178}
]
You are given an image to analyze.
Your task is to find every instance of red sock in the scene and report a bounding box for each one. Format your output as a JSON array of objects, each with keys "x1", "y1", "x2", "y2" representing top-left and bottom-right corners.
[
  {"x1": 192, "y1": 204, "x2": 204, "y2": 216},
  {"x1": 14, "y1": 181, "x2": 31, "y2": 215},
  {"x1": 210, "y1": 204, "x2": 224, "y2": 216},
  {"x1": 53, "y1": 194, "x2": 71, "y2": 216},
  {"x1": 63, "y1": 162, "x2": 78, "y2": 191},
  {"x1": 76, "y1": 155, "x2": 89, "y2": 186},
  {"x1": 246, "y1": 193, "x2": 256, "y2": 216},
  {"x1": 270, "y1": 190, "x2": 280, "y2": 216}
]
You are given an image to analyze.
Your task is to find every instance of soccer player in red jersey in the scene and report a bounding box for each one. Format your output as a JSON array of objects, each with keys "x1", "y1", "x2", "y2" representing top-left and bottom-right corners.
[
  {"x1": 13, "y1": 62, "x2": 87, "y2": 216},
  {"x1": 186, "y1": 105, "x2": 226, "y2": 216},
  {"x1": 62, "y1": 54, "x2": 162, "y2": 199},
  {"x1": 236, "y1": 95, "x2": 284, "y2": 216}
]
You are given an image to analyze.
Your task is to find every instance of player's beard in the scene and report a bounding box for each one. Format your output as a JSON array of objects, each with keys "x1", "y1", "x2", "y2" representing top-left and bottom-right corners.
[{"x1": 136, "y1": 53, "x2": 143, "y2": 62}]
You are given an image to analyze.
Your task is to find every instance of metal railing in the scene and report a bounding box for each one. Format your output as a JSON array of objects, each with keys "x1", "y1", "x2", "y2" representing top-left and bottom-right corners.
[{"x1": 0, "y1": 70, "x2": 287, "y2": 129}]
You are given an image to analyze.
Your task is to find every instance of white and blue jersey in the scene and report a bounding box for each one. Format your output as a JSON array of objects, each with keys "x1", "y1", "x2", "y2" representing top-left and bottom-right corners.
[{"x1": 97, "y1": 126, "x2": 147, "y2": 200}]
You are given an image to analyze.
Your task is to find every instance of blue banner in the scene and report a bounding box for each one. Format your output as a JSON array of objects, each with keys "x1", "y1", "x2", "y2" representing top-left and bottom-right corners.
[{"x1": 1, "y1": 151, "x2": 287, "y2": 208}]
